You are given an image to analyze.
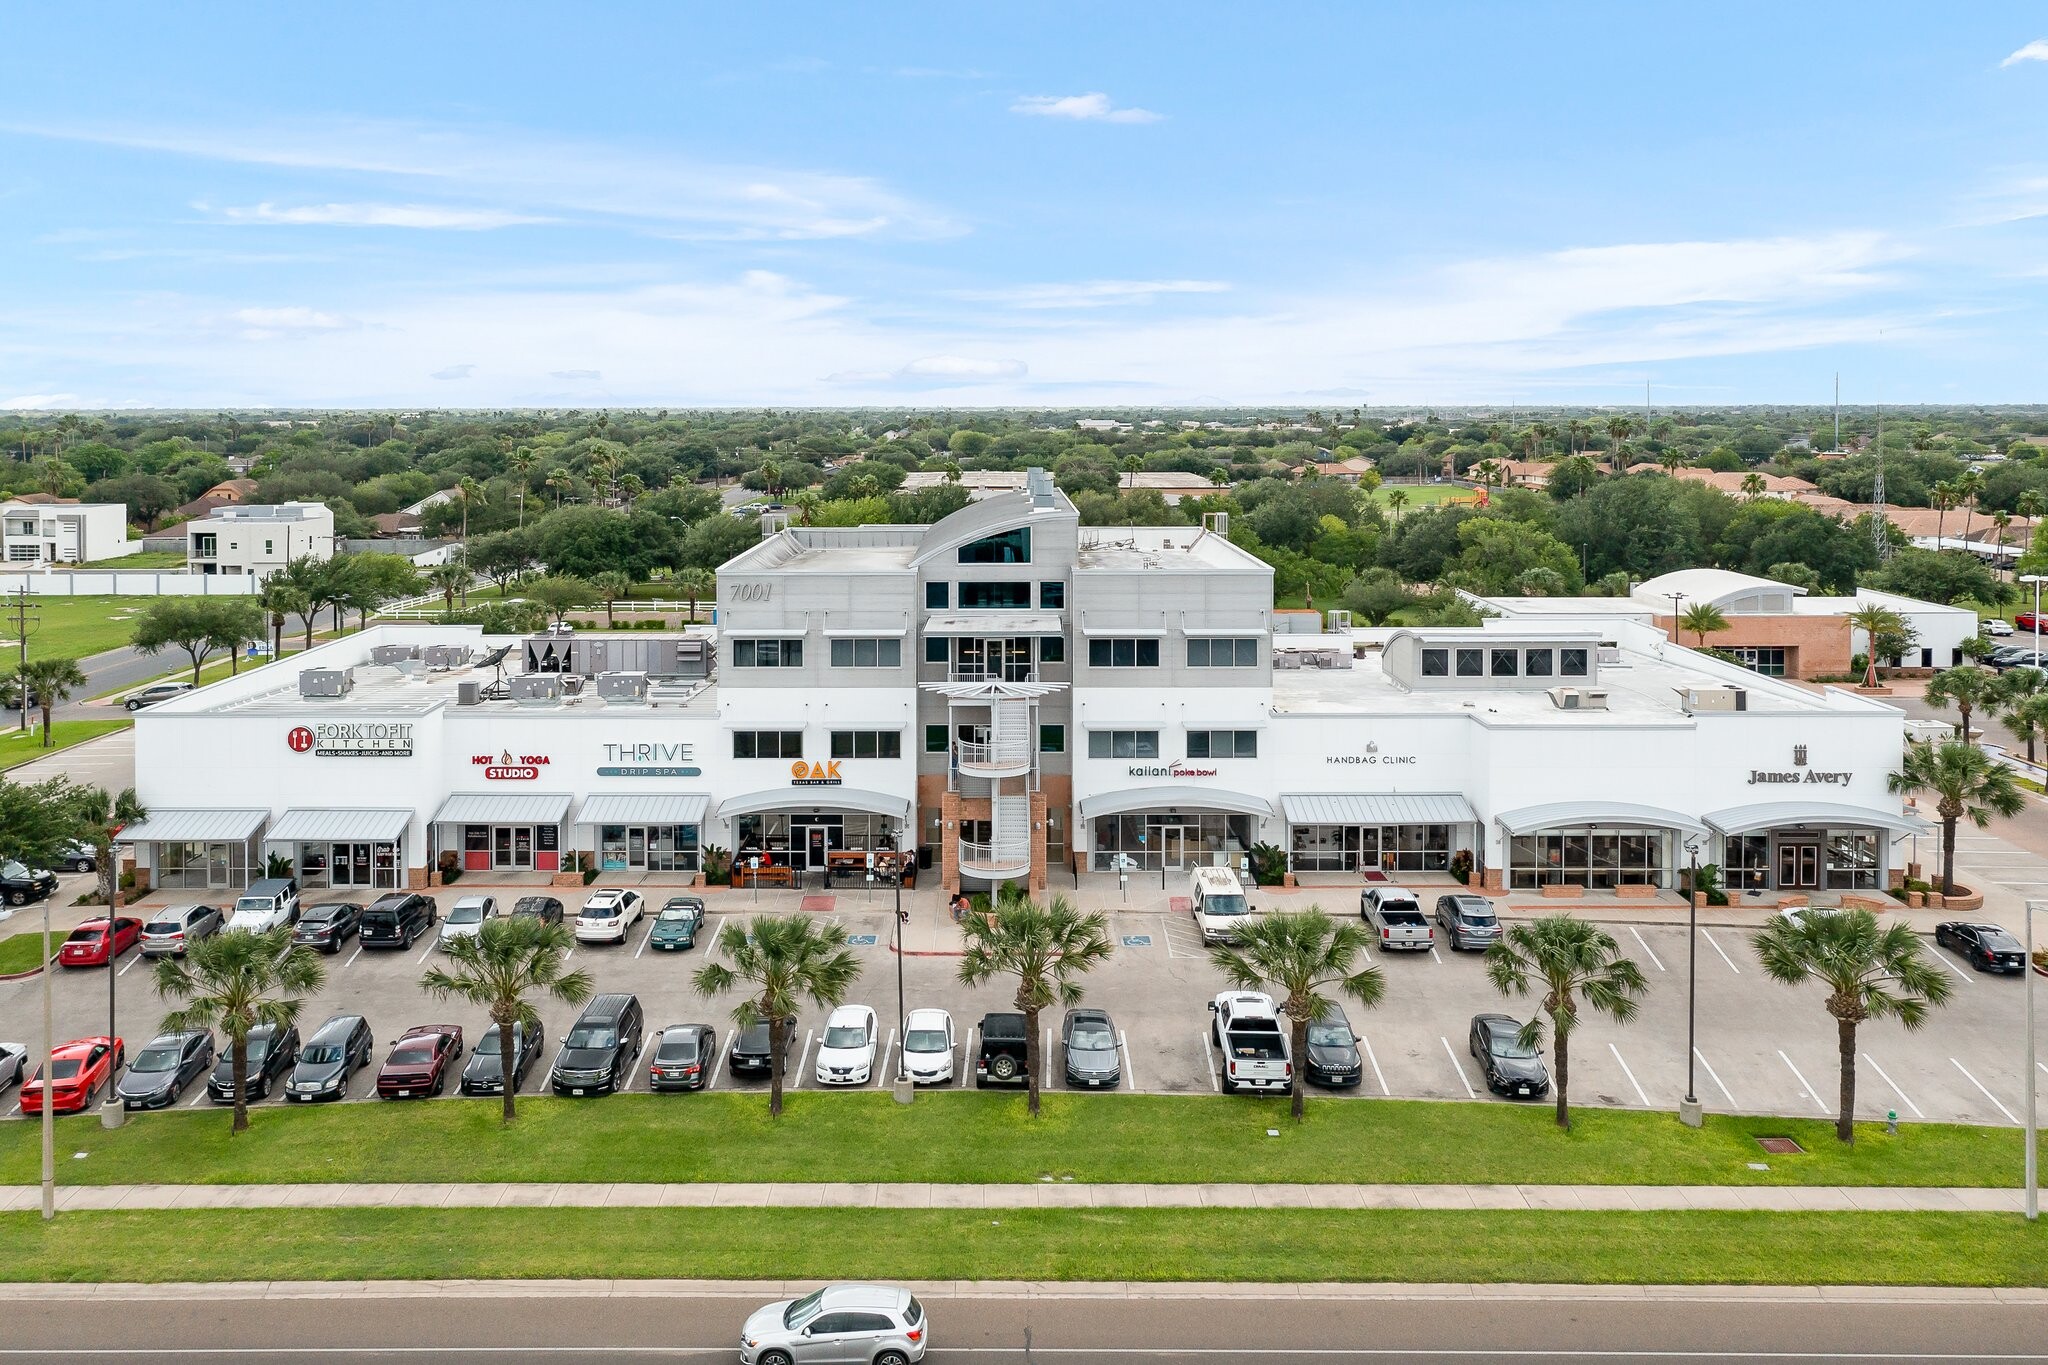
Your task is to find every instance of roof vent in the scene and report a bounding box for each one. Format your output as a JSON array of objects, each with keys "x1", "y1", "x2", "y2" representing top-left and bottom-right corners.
[
  {"x1": 1548, "y1": 686, "x2": 1609, "y2": 711},
  {"x1": 1026, "y1": 466, "x2": 1055, "y2": 509},
  {"x1": 508, "y1": 675, "x2": 563, "y2": 706},
  {"x1": 298, "y1": 668, "x2": 353, "y2": 699},
  {"x1": 370, "y1": 645, "x2": 421, "y2": 666}
]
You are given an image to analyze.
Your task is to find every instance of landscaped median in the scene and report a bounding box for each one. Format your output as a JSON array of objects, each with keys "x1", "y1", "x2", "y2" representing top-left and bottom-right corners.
[
  {"x1": 0, "y1": 931, "x2": 54, "y2": 977},
  {"x1": 3, "y1": 1206, "x2": 2046, "y2": 1286},
  {"x1": 0, "y1": 718, "x2": 130, "y2": 772},
  {"x1": 0, "y1": 1092, "x2": 2034, "y2": 1189}
]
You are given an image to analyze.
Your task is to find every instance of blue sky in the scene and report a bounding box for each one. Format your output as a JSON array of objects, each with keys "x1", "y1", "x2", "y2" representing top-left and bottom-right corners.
[{"x1": 6, "y1": 2, "x2": 2048, "y2": 409}]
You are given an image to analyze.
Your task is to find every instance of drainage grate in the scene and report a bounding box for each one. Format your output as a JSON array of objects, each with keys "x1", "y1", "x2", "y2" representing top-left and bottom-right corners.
[{"x1": 1755, "y1": 1136, "x2": 1805, "y2": 1155}]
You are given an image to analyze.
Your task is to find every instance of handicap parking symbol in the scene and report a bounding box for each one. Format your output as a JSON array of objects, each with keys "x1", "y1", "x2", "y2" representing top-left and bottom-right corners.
[
  {"x1": 1119, "y1": 934, "x2": 1154, "y2": 947},
  {"x1": 846, "y1": 934, "x2": 879, "y2": 946}
]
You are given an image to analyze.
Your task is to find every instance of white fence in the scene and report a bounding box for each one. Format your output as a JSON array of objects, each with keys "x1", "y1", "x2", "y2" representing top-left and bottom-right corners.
[{"x1": 0, "y1": 570, "x2": 260, "y2": 596}]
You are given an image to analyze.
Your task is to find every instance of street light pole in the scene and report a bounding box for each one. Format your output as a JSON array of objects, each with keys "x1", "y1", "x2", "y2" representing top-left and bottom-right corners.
[
  {"x1": 1680, "y1": 837, "x2": 1703, "y2": 1127},
  {"x1": 2024, "y1": 575, "x2": 2047, "y2": 677},
  {"x1": 40, "y1": 890, "x2": 53, "y2": 1219},
  {"x1": 2027, "y1": 899, "x2": 2040, "y2": 1222}
]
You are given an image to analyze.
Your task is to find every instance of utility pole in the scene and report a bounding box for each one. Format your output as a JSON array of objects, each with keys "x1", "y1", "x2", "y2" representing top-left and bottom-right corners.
[
  {"x1": 1872, "y1": 405, "x2": 1892, "y2": 563},
  {"x1": 7, "y1": 587, "x2": 38, "y2": 733},
  {"x1": 1833, "y1": 373, "x2": 1840, "y2": 452}
]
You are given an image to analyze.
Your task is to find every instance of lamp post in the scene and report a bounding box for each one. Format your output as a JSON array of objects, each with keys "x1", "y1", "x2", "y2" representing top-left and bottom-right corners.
[
  {"x1": 1680, "y1": 835, "x2": 1703, "y2": 1127},
  {"x1": 40, "y1": 886, "x2": 53, "y2": 1218},
  {"x1": 890, "y1": 850, "x2": 913, "y2": 1104},
  {"x1": 2027, "y1": 899, "x2": 2041, "y2": 1221},
  {"x1": 2023, "y1": 575, "x2": 2046, "y2": 675},
  {"x1": 1667, "y1": 591, "x2": 1686, "y2": 648}
]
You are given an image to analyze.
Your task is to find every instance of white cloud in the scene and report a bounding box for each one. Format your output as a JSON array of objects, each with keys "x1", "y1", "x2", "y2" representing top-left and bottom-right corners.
[
  {"x1": 1009, "y1": 93, "x2": 1161, "y2": 124},
  {"x1": 1, "y1": 393, "x2": 81, "y2": 410},
  {"x1": 8, "y1": 117, "x2": 958, "y2": 241},
  {"x1": 549, "y1": 369, "x2": 602, "y2": 380},
  {"x1": 957, "y1": 279, "x2": 1229, "y2": 309},
  {"x1": 2003, "y1": 39, "x2": 2048, "y2": 66},
  {"x1": 897, "y1": 355, "x2": 1028, "y2": 380},
  {"x1": 210, "y1": 201, "x2": 550, "y2": 230},
  {"x1": 231, "y1": 306, "x2": 355, "y2": 341},
  {"x1": 430, "y1": 364, "x2": 475, "y2": 380}
]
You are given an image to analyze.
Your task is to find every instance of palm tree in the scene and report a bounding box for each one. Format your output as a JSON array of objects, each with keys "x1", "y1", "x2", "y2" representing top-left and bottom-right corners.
[
  {"x1": 1924, "y1": 663, "x2": 1997, "y2": 741},
  {"x1": 70, "y1": 784, "x2": 145, "y2": 1039},
  {"x1": 1993, "y1": 509, "x2": 2013, "y2": 549},
  {"x1": 789, "y1": 489, "x2": 823, "y2": 527},
  {"x1": 1750, "y1": 910, "x2": 1952, "y2": 1144},
  {"x1": 427, "y1": 558, "x2": 470, "y2": 613},
  {"x1": 1604, "y1": 415, "x2": 1636, "y2": 458},
  {"x1": 594, "y1": 570, "x2": 633, "y2": 626},
  {"x1": 154, "y1": 927, "x2": 326, "y2": 1134},
  {"x1": 1121, "y1": 455, "x2": 1144, "y2": 490},
  {"x1": 457, "y1": 476, "x2": 483, "y2": 541},
  {"x1": 420, "y1": 917, "x2": 592, "y2": 1123},
  {"x1": 1889, "y1": 739, "x2": 2027, "y2": 896},
  {"x1": 1206, "y1": 908, "x2": 1384, "y2": 1121},
  {"x1": 546, "y1": 468, "x2": 573, "y2": 508},
  {"x1": 2012, "y1": 692, "x2": 2048, "y2": 770},
  {"x1": 693, "y1": 915, "x2": 861, "y2": 1118},
  {"x1": 1956, "y1": 470, "x2": 1985, "y2": 543},
  {"x1": 18, "y1": 657, "x2": 85, "y2": 748},
  {"x1": 957, "y1": 893, "x2": 1114, "y2": 1117},
  {"x1": 2015, "y1": 490, "x2": 2045, "y2": 555},
  {"x1": 1483, "y1": 915, "x2": 1647, "y2": 1130},
  {"x1": 1385, "y1": 489, "x2": 1409, "y2": 522},
  {"x1": 508, "y1": 447, "x2": 538, "y2": 527},
  {"x1": 1471, "y1": 459, "x2": 1502, "y2": 492},
  {"x1": 758, "y1": 459, "x2": 784, "y2": 500},
  {"x1": 258, "y1": 578, "x2": 306, "y2": 659},
  {"x1": 1995, "y1": 668, "x2": 2048, "y2": 763},
  {"x1": 1677, "y1": 602, "x2": 1729, "y2": 650},
  {"x1": 940, "y1": 460, "x2": 962, "y2": 486},
  {"x1": 1741, "y1": 472, "x2": 1767, "y2": 500},
  {"x1": 1846, "y1": 603, "x2": 1908, "y2": 688},
  {"x1": 1930, "y1": 482, "x2": 1956, "y2": 542},
  {"x1": 676, "y1": 567, "x2": 714, "y2": 624}
]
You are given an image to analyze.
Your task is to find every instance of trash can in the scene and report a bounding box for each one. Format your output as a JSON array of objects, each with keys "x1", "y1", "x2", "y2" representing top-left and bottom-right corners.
[{"x1": 916, "y1": 844, "x2": 933, "y2": 870}]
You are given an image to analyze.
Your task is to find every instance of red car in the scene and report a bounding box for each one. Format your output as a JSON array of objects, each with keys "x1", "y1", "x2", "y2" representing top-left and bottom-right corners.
[
  {"x1": 57, "y1": 917, "x2": 144, "y2": 968},
  {"x1": 2017, "y1": 612, "x2": 2048, "y2": 633},
  {"x1": 375, "y1": 1024, "x2": 464, "y2": 1099},
  {"x1": 19, "y1": 1036, "x2": 125, "y2": 1115}
]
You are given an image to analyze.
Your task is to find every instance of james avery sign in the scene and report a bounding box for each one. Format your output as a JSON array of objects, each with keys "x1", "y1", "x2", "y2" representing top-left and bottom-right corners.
[{"x1": 1747, "y1": 769, "x2": 1852, "y2": 786}]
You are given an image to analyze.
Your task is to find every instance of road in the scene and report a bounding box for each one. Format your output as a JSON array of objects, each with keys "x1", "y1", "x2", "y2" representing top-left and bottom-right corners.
[{"x1": 0, "y1": 1285, "x2": 2043, "y2": 1361}]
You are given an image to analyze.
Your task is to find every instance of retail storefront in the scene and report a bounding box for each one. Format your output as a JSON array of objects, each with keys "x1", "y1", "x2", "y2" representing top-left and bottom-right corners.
[
  {"x1": 265, "y1": 808, "x2": 410, "y2": 891},
  {"x1": 432, "y1": 791, "x2": 571, "y2": 873},
  {"x1": 717, "y1": 788, "x2": 910, "y2": 870},
  {"x1": 577, "y1": 793, "x2": 708, "y2": 873},
  {"x1": 1706, "y1": 802, "x2": 1927, "y2": 894},
  {"x1": 1282, "y1": 793, "x2": 1477, "y2": 875},
  {"x1": 1078, "y1": 786, "x2": 1269, "y2": 872},
  {"x1": 1497, "y1": 803, "x2": 1707, "y2": 891},
  {"x1": 117, "y1": 808, "x2": 268, "y2": 892}
]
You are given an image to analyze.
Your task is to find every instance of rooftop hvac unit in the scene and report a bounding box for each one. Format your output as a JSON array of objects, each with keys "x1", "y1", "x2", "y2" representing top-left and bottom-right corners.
[
  {"x1": 508, "y1": 674, "x2": 563, "y2": 706},
  {"x1": 369, "y1": 645, "x2": 421, "y2": 665},
  {"x1": 298, "y1": 668, "x2": 353, "y2": 699},
  {"x1": 594, "y1": 672, "x2": 649, "y2": 701},
  {"x1": 422, "y1": 644, "x2": 472, "y2": 670},
  {"x1": 455, "y1": 681, "x2": 482, "y2": 706},
  {"x1": 1274, "y1": 651, "x2": 1302, "y2": 670},
  {"x1": 1548, "y1": 686, "x2": 1609, "y2": 711},
  {"x1": 1202, "y1": 510, "x2": 1229, "y2": 536},
  {"x1": 1678, "y1": 685, "x2": 1747, "y2": 714},
  {"x1": 1325, "y1": 610, "x2": 1353, "y2": 631}
]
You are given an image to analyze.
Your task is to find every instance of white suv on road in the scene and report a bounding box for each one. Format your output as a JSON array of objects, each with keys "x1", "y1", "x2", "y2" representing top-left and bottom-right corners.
[
  {"x1": 814, "y1": 1005, "x2": 877, "y2": 1086},
  {"x1": 574, "y1": 889, "x2": 644, "y2": 944}
]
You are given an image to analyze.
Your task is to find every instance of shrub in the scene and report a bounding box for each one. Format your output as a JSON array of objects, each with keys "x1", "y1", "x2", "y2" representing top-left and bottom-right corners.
[
  {"x1": 701, "y1": 845, "x2": 732, "y2": 885},
  {"x1": 437, "y1": 850, "x2": 463, "y2": 885},
  {"x1": 1449, "y1": 848, "x2": 1474, "y2": 884},
  {"x1": 1247, "y1": 842, "x2": 1289, "y2": 886}
]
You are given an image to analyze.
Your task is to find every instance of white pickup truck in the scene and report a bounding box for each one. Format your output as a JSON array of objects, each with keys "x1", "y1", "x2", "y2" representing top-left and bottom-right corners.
[
  {"x1": 1361, "y1": 886, "x2": 1434, "y2": 951},
  {"x1": 1208, "y1": 991, "x2": 1293, "y2": 1095}
]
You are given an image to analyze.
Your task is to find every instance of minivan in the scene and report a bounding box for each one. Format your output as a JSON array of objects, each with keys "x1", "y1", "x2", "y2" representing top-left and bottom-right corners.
[
  {"x1": 550, "y1": 993, "x2": 643, "y2": 1096},
  {"x1": 284, "y1": 1015, "x2": 374, "y2": 1102},
  {"x1": 359, "y1": 892, "x2": 438, "y2": 950}
]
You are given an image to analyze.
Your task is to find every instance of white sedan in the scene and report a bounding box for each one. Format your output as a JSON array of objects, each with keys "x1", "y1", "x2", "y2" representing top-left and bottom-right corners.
[
  {"x1": 814, "y1": 1005, "x2": 877, "y2": 1086},
  {"x1": 574, "y1": 889, "x2": 645, "y2": 944},
  {"x1": 901, "y1": 1008, "x2": 955, "y2": 1085}
]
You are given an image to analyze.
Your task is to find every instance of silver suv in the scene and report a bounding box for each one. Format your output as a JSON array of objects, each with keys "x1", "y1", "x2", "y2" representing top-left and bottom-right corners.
[
  {"x1": 740, "y1": 1283, "x2": 928, "y2": 1365},
  {"x1": 1434, "y1": 894, "x2": 1501, "y2": 951}
]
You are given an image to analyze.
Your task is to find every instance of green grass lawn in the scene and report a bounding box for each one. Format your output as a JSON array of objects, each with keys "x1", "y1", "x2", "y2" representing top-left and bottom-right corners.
[
  {"x1": 76, "y1": 551, "x2": 187, "y2": 569},
  {"x1": 0, "y1": 718, "x2": 130, "y2": 772},
  {"x1": 2, "y1": 596, "x2": 151, "y2": 661},
  {"x1": 0, "y1": 1092, "x2": 2029, "y2": 1189},
  {"x1": 0, "y1": 932, "x2": 54, "y2": 975},
  {"x1": 1368, "y1": 481, "x2": 1477, "y2": 508},
  {"x1": 4, "y1": 1207, "x2": 2043, "y2": 1286}
]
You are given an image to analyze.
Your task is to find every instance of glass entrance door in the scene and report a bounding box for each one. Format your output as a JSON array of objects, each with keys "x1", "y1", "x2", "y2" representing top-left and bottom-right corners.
[
  {"x1": 494, "y1": 826, "x2": 533, "y2": 870},
  {"x1": 1777, "y1": 841, "x2": 1820, "y2": 889},
  {"x1": 207, "y1": 843, "x2": 232, "y2": 889},
  {"x1": 1155, "y1": 824, "x2": 1191, "y2": 870},
  {"x1": 331, "y1": 843, "x2": 374, "y2": 887},
  {"x1": 792, "y1": 823, "x2": 845, "y2": 869}
]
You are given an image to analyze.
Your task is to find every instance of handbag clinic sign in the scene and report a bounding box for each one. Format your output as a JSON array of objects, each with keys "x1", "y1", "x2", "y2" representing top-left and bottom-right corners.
[{"x1": 286, "y1": 722, "x2": 413, "y2": 758}]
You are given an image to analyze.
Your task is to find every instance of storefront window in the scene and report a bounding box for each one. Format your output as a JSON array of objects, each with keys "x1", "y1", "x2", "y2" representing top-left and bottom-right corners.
[
  {"x1": 156, "y1": 839, "x2": 255, "y2": 890},
  {"x1": 1727, "y1": 834, "x2": 1770, "y2": 893},
  {"x1": 1825, "y1": 829, "x2": 1879, "y2": 889},
  {"x1": 1508, "y1": 826, "x2": 1667, "y2": 889},
  {"x1": 1092, "y1": 811, "x2": 1253, "y2": 871}
]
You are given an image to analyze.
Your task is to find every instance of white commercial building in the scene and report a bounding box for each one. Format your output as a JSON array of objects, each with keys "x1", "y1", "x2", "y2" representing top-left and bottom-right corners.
[
  {"x1": 123, "y1": 473, "x2": 1926, "y2": 902},
  {"x1": 186, "y1": 501, "x2": 335, "y2": 578},
  {"x1": 0, "y1": 500, "x2": 129, "y2": 563}
]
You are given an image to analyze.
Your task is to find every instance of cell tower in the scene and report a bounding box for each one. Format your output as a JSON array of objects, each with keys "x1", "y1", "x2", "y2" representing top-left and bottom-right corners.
[{"x1": 1871, "y1": 403, "x2": 1891, "y2": 562}]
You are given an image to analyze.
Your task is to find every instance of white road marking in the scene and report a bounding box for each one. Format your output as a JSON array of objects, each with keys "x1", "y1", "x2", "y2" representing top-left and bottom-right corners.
[
  {"x1": 1607, "y1": 1042, "x2": 1650, "y2": 1106},
  {"x1": 1117, "y1": 1028, "x2": 1136, "y2": 1091},
  {"x1": 1692, "y1": 1047, "x2": 1738, "y2": 1110},
  {"x1": 633, "y1": 924, "x2": 652, "y2": 959},
  {"x1": 879, "y1": 1028, "x2": 896, "y2": 1086},
  {"x1": 1440, "y1": 1036, "x2": 1477, "y2": 1099},
  {"x1": 1950, "y1": 1057, "x2": 2019, "y2": 1124},
  {"x1": 186, "y1": 1089, "x2": 208, "y2": 1108},
  {"x1": 1199, "y1": 1029, "x2": 1220, "y2": 1093},
  {"x1": 621, "y1": 1034, "x2": 657, "y2": 1095},
  {"x1": 1698, "y1": 928, "x2": 1740, "y2": 975},
  {"x1": 1863, "y1": 1053, "x2": 1924, "y2": 1120},
  {"x1": 414, "y1": 937, "x2": 439, "y2": 965},
  {"x1": 961, "y1": 1025, "x2": 976, "y2": 1088},
  {"x1": 1776, "y1": 1050, "x2": 1826, "y2": 1112},
  {"x1": 1358, "y1": 1031, "x2": 1390, "y2": 1096},
  {"x1": 1429, "y1": 945, "x2": 1443, "y2": 964},
  {"x1": 708, "y1": 1030, "x2": 733, "y2": 1091},
  {"x1": 115, "y1": 952, "x2": 141, "y2": 977},
  {"x1": 791, "y1": 1029, "x2": 813, "y2": 1089},
  {"x1": 1930, "y1": 954, "x2": 1972, "y2": 987},
  {"x1": 1627, "y1": 926, "x2": 1665, "y2": 973},
  {"x1": 343, "y1": 945, "x2": 364, "y2": 968}
]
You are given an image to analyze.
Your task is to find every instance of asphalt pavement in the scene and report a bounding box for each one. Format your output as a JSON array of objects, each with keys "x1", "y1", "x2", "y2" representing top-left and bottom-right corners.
[{"x1": 1, "y1": 1283, "x2": 2045, "y2": 1362}]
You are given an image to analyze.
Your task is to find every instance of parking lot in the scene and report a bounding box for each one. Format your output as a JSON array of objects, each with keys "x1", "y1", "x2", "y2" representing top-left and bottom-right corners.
[{"x1": 1, "y1": 876, "x2": 2041, "y2": 1129}]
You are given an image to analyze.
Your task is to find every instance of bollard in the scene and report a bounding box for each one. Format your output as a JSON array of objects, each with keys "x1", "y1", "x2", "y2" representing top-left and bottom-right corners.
[
  {"x1": 1886, "y1": 1109, "x2": 1899, "y2": 1137},
  {"x1": 100, "y1": 1098, "x2": 125, "y2": 1130}
]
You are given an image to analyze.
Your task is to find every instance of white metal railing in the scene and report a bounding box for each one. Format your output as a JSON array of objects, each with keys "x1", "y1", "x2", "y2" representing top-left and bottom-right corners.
[
  {"x1": 956, "y1": 739, "x2": 1032, "y2": 770},
  {"x1": 960, "y1": 838, "x2": 1031, "y2": 871},
  {"x1": 944, "y1": 667, "x2": 1039, "y2": 684}
]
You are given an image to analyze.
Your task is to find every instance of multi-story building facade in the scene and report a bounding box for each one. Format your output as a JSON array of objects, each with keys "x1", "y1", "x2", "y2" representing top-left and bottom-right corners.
[
  {"x1": 0, "y1": 499, "x2": 129, "y2": 563},
  {"x1": 186, "y1": 501, "x2": 335, "y2": 578}
]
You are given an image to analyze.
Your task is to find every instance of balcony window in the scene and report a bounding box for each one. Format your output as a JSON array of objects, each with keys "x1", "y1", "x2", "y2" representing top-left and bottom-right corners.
[{"x1": 957, "y1": 527, "x2": 1030, "y2": 564}]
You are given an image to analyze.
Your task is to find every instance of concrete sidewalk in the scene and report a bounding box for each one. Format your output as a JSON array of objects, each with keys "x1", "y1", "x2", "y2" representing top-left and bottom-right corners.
[{"x1": 0, "y1": 1181, "x2": 2027, "y2": 1215}]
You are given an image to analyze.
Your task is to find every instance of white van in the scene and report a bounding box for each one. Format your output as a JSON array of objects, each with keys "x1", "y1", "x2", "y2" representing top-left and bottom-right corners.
[{"x1": 1188, "y1": 865, "x2": 1255, "y2": 945}]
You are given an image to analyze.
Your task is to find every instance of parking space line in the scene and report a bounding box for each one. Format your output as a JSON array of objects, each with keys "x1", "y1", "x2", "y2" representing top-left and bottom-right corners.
[
  {"x1": 1199, "y1": 1030, "x2": 1219, "y2": 1093},
  {"x1": 1607, "y1": 1043, "x2": 1650, "y2": 1106},
  {"x1": 708, "y1": 1030, "x2": 733, "y2": 1091},
  {"x1": 1358, "y1": 1031, "x2": 1390, "y2": 1096},
  {"x1": 791, "y1": 1029, "x2": 814, "y2": 1089},
  {"x1": 1439, "y1": 1036, "x2": 1477, "y2": 1099},
  {"x1": 1626, "y1": 926, "x2": 1665, "y2": 973},
  {"x1": 186, "y1": 1089, "x2": 208, "y2": 1108},
  {"x1": 1429, "y1": 945, "x2": 1442, "y2": 964},
  {"x1": 414, "y1": 937, "x2": 438, "y2": 965},
  {"x1": 343, "y1": 944, "x2": 364, "y2": 967},
  {"x1": 1950, "y1": 1057, "x2": 2019, "y2": 1123},
  {"x1": 1117, "y1": 1029, "x2": 1135, "y2": 1091},
  {"x1": 961, "y1": 1025, "x2": 976, "y2": 1088},
  {"x1": 1863, "y1": 1053, "x2": 1924, "y2": 1119},
  {"x1": 879, "y1": 1028, "x2": 896, "y2": 1086},
  {"x1": 1776, "y1": 1049, "x2": 1826, "y2": 1112},
  {"x1": 633, "y1": 923, "x2": 652, "y2": 959},
  {"x1": 1930, "y1": 955, "x2": 1973, "y2": 987},
  {"x1": 620, "y1": 1034, "x2": 657, "y2": 1094},
  {"x1": 1692, "y1": 1047, "x2": 1738, "y2": 1110},
  {"x1": 1698, "y1": 928, "x2": 1740, "y2": 975}
]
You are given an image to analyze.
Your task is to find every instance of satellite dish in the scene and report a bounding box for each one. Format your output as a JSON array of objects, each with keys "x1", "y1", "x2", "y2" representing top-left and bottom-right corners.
[{"x1": 476, "y1": 643, "x2": 513, "y2": 670}]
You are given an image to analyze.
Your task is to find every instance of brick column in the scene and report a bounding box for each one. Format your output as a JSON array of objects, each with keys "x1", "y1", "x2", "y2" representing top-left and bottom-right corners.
[
  {"x1": 1028, "y1": 791, "x2": 1049, "y2": 897},
  {"x1": 940, "y1": 790, "x2": 960, "y2": 893}
]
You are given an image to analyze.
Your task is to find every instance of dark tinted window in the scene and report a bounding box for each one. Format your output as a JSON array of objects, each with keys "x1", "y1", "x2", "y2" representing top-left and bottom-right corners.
[
  {"x1": 958, "y1": 528, "x2": 1030, "y2": 563},
  {"x1": 1421, "y1": 648, "x2": 1449, "y2": 677},
  {"x1": 656, "y1": 1037, "x2": 699, "y2": 1062},
  {"x1": 844, "y1": 1313, "x2": 897, "y2": 1332},
  {"x1": 959, "y1": 581, "x2": 1031, "y2": 609},
  {"x1": 1039, "y1": 581, "x2": 1064, "y2": 609}
]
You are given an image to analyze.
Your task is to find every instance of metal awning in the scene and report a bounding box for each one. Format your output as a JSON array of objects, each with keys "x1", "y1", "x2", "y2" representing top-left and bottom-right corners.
[
  {"x1": 575, "y1": 793, "x2": 712, "y2": 827},
  {"x1": 1076, "y1": 786, "x2": 1273, "y2": 820},
  {"x1": 1494, "y1": 801, "x2": 1707, "y2": 837},
  {"x1": 923, "y1": 612, "x2": 1063, "y2": 636},
  {"x1": 1281, "y1": 793, "x2": 1478, "y2": 826},
  {"x1": 265, "y1": 809, "x2": 411, "y2": 843},
  {"x1": 431, "y1": 792, "x2": 573, "y2": 826},
  {"x1": 116, "y1": 809, "x2": 268, "y2": 844},
  {"x1": 716, "y1": 788, "x2": 911, "y2": 821},
  {"x1": 1704, "y1": 802, "x2": 1933, "y2": 837}
]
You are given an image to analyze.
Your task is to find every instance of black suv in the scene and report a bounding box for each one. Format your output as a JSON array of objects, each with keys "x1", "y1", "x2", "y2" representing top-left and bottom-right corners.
[
  {"x1": 292, "y1": 901, "x2": 365, "y2": 954},
  {"x1": 727, "y1": 1014, "x2": 796, "y2": 1077},
  {"x1": 359, "y1": 893, "x2": 437, "y2": 950},
  {"x1": 509, "y1": 895, "x2": 565, "y2": 926},
  {"x1": 975, "y1": 1011, "x2": 1029, "y2": 1089},
  {"x1": 208, "y1": 1022, "x2": 300, "y2": 1103},
  {"x1": 285, "y1": 1015, "x2": 375, "y2": 1102},
  {"x1": 550, "y1": 993, "x2": 644, "y2": 1096}
]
